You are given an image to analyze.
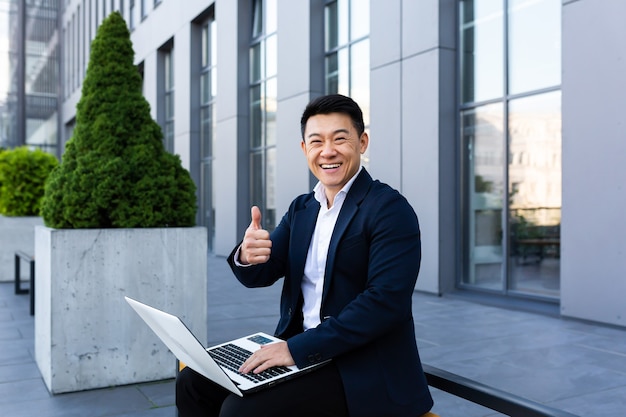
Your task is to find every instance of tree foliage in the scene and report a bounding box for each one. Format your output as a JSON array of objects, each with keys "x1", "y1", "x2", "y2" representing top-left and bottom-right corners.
[
  {"x1": 0, "y1": 147, "x2": 58, "y2": 216},
  {"x1": 42, "y1": 12, "x2": 197, "y2": 228}
]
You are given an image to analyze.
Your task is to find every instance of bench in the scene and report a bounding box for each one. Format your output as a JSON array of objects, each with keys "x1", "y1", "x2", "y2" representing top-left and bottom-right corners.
[
  {"x1": 423, "y1": 364, "x2": 578, "y2": 416},
  {"x1": 14, "y1": 251, "x2": 35, "y2": 316},
  {"x1": 176, "y1": 361, "x2": 578, "y2": 416}
]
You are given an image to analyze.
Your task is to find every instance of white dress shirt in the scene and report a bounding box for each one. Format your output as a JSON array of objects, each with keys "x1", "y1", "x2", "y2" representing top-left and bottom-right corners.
[{"x1": 302, "y1": 167, "x2": 361, "y2": 330}]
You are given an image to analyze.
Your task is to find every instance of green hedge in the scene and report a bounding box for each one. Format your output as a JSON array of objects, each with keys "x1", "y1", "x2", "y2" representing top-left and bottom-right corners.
[
  {"x1": 41, "y1": 12, "x2": 197, "y2": 228},
  {"x1": 0, "y1": 146, "x2": 58, "y2": 217}
]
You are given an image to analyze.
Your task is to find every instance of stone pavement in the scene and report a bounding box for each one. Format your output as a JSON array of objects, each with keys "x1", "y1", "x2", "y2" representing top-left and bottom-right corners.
[{"x1": 1, "y1": 253, "x2": 626, "y2": 416}]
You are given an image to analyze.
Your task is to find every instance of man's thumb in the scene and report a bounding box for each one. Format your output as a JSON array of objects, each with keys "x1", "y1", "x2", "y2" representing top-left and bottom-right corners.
[{"x1": 250, "y1": 206, "x2": 262, "y2": 230}]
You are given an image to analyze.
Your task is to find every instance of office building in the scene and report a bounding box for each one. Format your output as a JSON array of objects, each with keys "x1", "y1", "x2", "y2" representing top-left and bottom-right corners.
[{"x1": 2, "y1": 0, "x2": 624, "y2": 329}]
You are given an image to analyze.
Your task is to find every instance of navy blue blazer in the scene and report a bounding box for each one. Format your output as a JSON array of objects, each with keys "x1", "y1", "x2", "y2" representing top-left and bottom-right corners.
[{"x1": 228, "y1": 169, "x2": 433, "y2": 417}]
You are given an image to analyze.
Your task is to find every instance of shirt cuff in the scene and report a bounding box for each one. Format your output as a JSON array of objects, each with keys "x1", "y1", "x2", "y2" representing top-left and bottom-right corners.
[{"x1": 233, "y1": 245, "x2": 253, "y2": 267}]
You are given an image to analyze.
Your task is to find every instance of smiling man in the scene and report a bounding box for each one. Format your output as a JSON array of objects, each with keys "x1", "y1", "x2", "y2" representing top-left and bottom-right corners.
[
  {"x1": 176, "y1": 94, "x2": 433, "y2": 417},
  {"x1": 300, "y1": 110, "x2": 368, "y2": 208}
]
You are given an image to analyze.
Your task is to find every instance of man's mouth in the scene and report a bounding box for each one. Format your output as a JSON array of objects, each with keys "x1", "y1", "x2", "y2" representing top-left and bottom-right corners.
[{"x1": 321, "y1": 163, "x2": 341, "y2": 169}]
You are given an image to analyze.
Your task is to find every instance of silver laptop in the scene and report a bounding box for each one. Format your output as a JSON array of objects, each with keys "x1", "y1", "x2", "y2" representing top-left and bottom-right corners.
[{"x1": 125, "y1": 296, "x2": 328, "y2": 396}]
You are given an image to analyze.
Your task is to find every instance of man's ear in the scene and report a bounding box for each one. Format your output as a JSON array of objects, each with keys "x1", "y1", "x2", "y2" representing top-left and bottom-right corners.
[
  {"x1": 301, "y1": 140, "x2": 306, "y2": 154},
  {"x1": 359, "y1": 132, "x2": 369, "y2": 154}
]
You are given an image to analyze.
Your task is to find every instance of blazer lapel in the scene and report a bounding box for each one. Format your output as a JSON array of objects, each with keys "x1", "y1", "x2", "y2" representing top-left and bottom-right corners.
[{"x1": 322, "y1": 169, "x2": 373, "y2": 303}]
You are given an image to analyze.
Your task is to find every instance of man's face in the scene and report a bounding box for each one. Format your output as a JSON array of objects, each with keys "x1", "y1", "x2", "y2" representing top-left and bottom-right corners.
[{"x1": 301, "y1": 112, "x2": 369, "y2": 199}]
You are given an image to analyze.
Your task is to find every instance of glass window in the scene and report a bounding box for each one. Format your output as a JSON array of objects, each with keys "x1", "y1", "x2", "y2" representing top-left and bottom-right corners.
[
  {"x1": 350, "y1": 0, "x2": 368, "y2": 40},
  {"x1": 459, "y1": 0, "x2": 562, "y2": 300},
  {"x1": 250, "y1": 42, "x2": 263, "y2": 83},
  {"x1": 508, "y1": 91, "x2": 561, "y2": 297},
  {"x1": 23, "y1": 0, "x2": 59, "y2": 153},
  {"x1": 266, "y1": 77, "x2": 277, "y2": 147},
  {"x1": 325, "y1": 0, "x2": 348, "y2": 50},
  {"x1": 266, "y1": 34, "x2": 277, "y2": 78},
  {"x1": 0, "y1": 1, "x2": 17, "y2": 148},
  {"x1": 461, "y1": 103, "x2": 505, "y2": 289},
  {"x1": 508, "y1": 0, "x2": 561, "y2": 94},
  {"x1": 82, "y1": 1, "x2": 86, "y2": 77},
  {"x1": 250, "y1": 84, "x2": 262, "y2": 148},
  {"x1": 249, "y1": 0, "x2": 277, "y2": 231},
  {"x1": 129, "y1": 0, "x2": 135, "y2": 29},
  {"x1": 160, "y1": 47, "x2": 174, "y2": 153},
  {"x1": 460, "y1": 0, "x2": 504, "y2": 103},
  {"x1": 350, "y1": 38, "x2": 370, "y2": 127},
  {"x1": 265, "y1": 0, "x2": 277, "y2": 34},
  {"x1": 252, "y1": 0, "x2": 263, "y2": 38},
  {"x1": 199, "y1": 17, "x2": 217, "y2": 251}
]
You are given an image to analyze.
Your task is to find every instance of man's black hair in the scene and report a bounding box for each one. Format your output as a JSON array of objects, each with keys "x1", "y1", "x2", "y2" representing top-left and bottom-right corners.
[{"x1": 300, "y1": 94, "x2": 365, "y2": 139}]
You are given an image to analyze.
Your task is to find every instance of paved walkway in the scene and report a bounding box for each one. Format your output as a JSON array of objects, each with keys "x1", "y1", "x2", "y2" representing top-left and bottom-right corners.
[{"x1": 2, "y1": 254, "x2": 626, "y2": 416}]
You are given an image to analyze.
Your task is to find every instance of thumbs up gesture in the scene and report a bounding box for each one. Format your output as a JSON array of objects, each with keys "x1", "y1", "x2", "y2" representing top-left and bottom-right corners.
[{"x1": 239, "y1": 206, "x2": 272, "y2": 265}]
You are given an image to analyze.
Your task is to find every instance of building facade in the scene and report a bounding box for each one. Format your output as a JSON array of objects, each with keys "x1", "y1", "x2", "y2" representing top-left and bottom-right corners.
[
  {"x1": 0, "y1": 0, "x2": 59, "y2": 153},
  {"x1": 4, "y1": 0, "x2": 625, "y2": 329}
]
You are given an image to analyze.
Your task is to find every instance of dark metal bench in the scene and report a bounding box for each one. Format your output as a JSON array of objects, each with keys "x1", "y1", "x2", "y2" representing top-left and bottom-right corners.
[
  {"x1": 14, "y1": 251, "x2": 35, "y2": 316},
  {"x1": 423, "y1": 364, "x2": 579, "y2": 417},
  {"x1": 175, "y1": 359, "x2": 579, "y2": 416}
]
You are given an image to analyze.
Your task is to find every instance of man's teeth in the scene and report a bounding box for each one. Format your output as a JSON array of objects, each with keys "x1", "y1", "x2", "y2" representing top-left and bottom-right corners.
[{"x1": 321, "y1": 164, "x2": 341, "y2": 169}]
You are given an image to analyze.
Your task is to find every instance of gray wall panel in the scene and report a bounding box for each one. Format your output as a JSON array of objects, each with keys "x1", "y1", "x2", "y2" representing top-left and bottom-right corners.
[{"x1": 560, "y1": 0, "x2": 626, "y2": 326}]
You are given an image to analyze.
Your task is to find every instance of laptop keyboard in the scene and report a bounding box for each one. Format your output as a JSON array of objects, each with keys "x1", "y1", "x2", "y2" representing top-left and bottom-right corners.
[{"x1": 208, "y1": 343, "x2": 292, "y2": 383}]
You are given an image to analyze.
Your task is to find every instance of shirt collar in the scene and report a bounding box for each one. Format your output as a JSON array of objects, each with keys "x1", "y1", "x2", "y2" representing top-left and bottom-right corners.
[{"x1": 313, "y1": 166, "x2": 363, "y2": 206}]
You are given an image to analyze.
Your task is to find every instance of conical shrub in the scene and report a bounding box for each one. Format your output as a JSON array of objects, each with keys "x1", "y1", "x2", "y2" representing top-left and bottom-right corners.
[{"x1": 42, "y1": 11, "x2": 196, "y2": 228}]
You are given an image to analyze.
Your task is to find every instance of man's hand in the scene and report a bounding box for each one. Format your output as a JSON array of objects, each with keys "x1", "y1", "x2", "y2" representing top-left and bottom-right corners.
[
  {"x1": 239, "y1": 341, "x2": 295, "y2": 374},
  {"x1": 239, "y1": 206, "x2": 272, "y2": 265}
]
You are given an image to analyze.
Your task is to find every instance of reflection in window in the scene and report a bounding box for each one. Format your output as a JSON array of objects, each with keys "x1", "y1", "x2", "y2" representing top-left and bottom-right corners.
[
  {"x1": 461, "y1": 103, "x2": 504, "y2": 289},
  {"x1": 249, "y1": 0, "x2": 277, "y2": 231},
  {"x1": 508, "y1": 92, "x2": 561, "y2": 296}
]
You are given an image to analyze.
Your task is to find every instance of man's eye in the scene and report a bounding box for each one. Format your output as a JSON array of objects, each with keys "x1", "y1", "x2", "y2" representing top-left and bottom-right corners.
[{"x1": 335, "y1": 137, "x2": 347, "y2": 142}]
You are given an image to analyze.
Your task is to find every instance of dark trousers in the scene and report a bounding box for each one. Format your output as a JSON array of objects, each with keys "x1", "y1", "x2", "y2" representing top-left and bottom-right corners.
[{"x1": 176, "y1": 361, "x2": 348, "y2": 417}]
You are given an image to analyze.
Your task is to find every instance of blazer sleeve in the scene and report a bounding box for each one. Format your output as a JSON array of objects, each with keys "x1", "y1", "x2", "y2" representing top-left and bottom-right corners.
[{"x1": 226, "y1": 193, "x2": 310, "y2": 289}]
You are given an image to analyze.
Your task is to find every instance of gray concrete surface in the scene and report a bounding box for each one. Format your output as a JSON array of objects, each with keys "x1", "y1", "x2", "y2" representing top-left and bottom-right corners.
[{"x1": 1, "y1": 253, "x2": 625, "y2": 416}]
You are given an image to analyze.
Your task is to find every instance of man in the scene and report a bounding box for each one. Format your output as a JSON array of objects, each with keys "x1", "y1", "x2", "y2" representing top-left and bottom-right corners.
[{"x1": 176, "y1": 94, "x2": 433, "y2": 417}]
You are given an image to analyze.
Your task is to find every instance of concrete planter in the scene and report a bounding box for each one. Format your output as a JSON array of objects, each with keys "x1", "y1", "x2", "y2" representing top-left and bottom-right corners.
[
  {"x1": 0, "y1": 215, "x2": 43, "y2": 282},
  {"x1": 34, "y1": 226, "x2": 208, "y2": 394}
]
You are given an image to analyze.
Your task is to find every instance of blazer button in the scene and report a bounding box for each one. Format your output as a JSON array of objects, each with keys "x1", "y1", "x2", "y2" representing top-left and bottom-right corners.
[
  {"x1": 315, "y1": 353, "x2": 322, "y2": 361},
  {"x1": 288, "y1": 308, "x2": 292, "y2": 316},
  {"x1": 308, "y1": 354, "x2": 315, "y2": 363}
]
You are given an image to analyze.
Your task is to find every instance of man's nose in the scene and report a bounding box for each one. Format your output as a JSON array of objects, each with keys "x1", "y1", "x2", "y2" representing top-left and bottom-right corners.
[{"x1": 320, "y1": 141, "x2": 337, "y2": 156}]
